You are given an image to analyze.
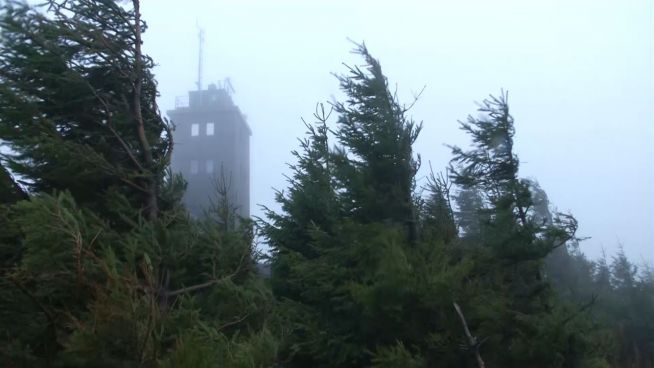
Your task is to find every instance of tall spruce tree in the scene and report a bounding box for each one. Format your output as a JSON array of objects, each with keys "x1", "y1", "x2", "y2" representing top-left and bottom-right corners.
[
  {"x1": 266, "y1": 44, "x2": 482, "y2": 367},
  {"x1": 448, "y1": 92, "x2": 612, "y2": 367},
  {"x1": 330, "y1": 49, "x2": 422, "y2": 242}
]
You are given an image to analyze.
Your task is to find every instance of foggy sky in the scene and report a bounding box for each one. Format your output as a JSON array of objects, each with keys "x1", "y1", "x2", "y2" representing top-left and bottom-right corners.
[{"x1": 141, "y1": 0, "x2": 653, "y2": 264}]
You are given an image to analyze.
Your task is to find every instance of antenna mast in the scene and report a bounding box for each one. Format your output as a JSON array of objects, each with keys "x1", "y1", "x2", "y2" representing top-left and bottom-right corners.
[{"x1": 196, "y1": 23, "x2": 204, "y2": 91}]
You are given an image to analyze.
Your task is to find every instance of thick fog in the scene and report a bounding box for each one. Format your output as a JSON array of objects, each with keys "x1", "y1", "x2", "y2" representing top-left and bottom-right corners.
[{"x1": 141, "y1": 0, "x2": 653, "y2": 263}]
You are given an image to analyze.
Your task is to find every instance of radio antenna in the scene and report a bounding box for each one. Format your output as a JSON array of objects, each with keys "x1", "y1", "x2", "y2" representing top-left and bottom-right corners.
[{"x1": 196, "y1": 22, "x2": 205, "y2": 90}]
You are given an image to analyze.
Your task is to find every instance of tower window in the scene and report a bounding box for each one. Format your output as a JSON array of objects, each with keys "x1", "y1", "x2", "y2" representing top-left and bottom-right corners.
[
  {"x1": 190, "y1": 160, "x2": 199, "y2": 174},
  {"x1": 206, "y1": 122, "x2": 215, "y2": 136},
  {"x1": 191, "y1": 123, "x2": 199, "y2": 137},
  {"x1": 205, "y1": 160, "x2": 214, "y2": 174}
]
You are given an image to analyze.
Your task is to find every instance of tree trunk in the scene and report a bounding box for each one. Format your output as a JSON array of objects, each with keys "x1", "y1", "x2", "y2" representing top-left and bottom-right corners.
[{"x1": 131, "y1": 0, "x2": 157, "y2": 220}]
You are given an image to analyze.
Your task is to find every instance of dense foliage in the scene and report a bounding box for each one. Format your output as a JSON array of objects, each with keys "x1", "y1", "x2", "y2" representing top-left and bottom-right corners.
[
  {"x1": 0, "y1": 1, "x2": 651, "y2": 367},
  {"x1": 263, "y1": 48, "x2": 619, "y2": 367},
  {"x1": 0, "y1": 1, "x2": 276, "y2": 366}
]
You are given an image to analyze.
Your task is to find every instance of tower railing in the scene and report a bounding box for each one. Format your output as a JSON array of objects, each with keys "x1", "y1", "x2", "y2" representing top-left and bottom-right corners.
[{"x1": 175, "y1": 95, "x2": 189, "y2": 108}]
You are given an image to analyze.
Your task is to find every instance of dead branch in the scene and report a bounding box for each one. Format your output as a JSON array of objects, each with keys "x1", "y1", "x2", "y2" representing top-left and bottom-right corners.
[
  {"x1": 164, "y1": 244, "x2": 249, "y2": 298},
  {"x1": 216, "y1": 312, "x2": 250, "y2": 332},
  {"x1": 453, "y1": 301, "x2": 485, "y2": 368},
  {"x1": 165, "y1": 275, "x2": 229, "y2": 298},
  {"x1": 402, "y1": 84, "x2": 426, "y2": 113}
]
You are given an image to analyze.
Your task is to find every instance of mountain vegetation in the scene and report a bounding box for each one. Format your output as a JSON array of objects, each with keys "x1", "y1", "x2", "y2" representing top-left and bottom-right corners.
[{"x1": 0, "y1": 1, "x2": 651, "y2": 367}]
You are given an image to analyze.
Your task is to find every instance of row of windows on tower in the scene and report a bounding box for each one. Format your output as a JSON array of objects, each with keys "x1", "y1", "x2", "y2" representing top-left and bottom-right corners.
[
  {"x1": 191, "y1": 122, "x2": 214, "y2": 137},
  {"x1": 189, "y1": 160, "x2": 214, "y2": 175}
]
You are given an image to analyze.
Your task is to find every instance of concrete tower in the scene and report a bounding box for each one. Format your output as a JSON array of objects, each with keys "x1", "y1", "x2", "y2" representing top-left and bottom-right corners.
[{"x1": 167, "y1": 81, "x2": 251, "y2": 218}]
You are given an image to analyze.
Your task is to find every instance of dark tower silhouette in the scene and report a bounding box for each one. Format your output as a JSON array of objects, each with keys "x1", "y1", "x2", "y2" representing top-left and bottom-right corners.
[{"x1": 167, "y1": 81, "x2": 251, "y2": 218}]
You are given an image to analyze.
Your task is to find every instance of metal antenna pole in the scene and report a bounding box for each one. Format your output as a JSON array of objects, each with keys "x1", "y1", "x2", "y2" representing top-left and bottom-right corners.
[{"x1": 196, "y1": 23, "x2": 204, "y2": 91}]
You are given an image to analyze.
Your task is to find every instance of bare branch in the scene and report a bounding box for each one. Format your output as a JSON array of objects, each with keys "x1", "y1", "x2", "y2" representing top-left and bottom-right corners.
[
  {"x1": 402, "y1": 84, "x2": 426, "y2": 113},
  {"x1": 216, "y1": 312, "x2": 250, "y2": 332},
  {"x1": 165, "y1": 245, "x2": 249, "y2": 298},
  {"x1": 165, "y1": 275, "x2": 229, "y2": 298},
  {"x1": 453, "y1": 302, "x2": 485, "y2": 368}
]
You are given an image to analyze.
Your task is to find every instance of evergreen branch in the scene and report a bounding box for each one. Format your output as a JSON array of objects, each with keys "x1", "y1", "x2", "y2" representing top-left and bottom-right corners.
[
  {"x1": 34, "y1": 15, "x2": 148, "y2": 183},
  {"x1": 106, "y1": 123, "x2": 146, "y2": 172},
  {"x1": 560, "y1": 295, "x2": 598, "y2": 326},
  {"x1": 0, "y1": 164, "x2": 28, "y2": 201},
  {"x1": 160, "y1": 118, "x2": 174, "y2": 168},
  {"x1": 139, "y1": 277, "x2": 158, "y2": 364},
  {"x1": 8, "y1": 275, "x2": 57, "y2": 327}
]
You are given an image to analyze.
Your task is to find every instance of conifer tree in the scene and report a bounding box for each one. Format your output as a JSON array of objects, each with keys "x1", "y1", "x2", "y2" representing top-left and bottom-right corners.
[
  {"x1": 448, "y1": 92, "x2": 611, "y2": 367},
  {"x1": 0, "y1": 0, "x2": 169, "y2": 222},
  {"x1": 548, "y1": 245, "x2": 654, "y2": 367},
  {"x1": 418, "y1": 172, "x2": 457, "y2": 244},
  {"x1": 606, "y1": 249, "x2": 654, "y2": 367},
  {"x1": 266, "y1": 44, "x2": 477, "y2": 367},
  {"x1": 330, "y1": 49, "x2": 422, "y2": 242},
  {"x1": 453, "y1": 187, "x2": 486, "y2": 244}
]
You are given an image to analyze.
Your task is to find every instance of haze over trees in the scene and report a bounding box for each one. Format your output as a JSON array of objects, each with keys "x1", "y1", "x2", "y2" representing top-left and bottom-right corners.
[{"x1": 0, "y1": 1, "x2": 652, "y2": 367}]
